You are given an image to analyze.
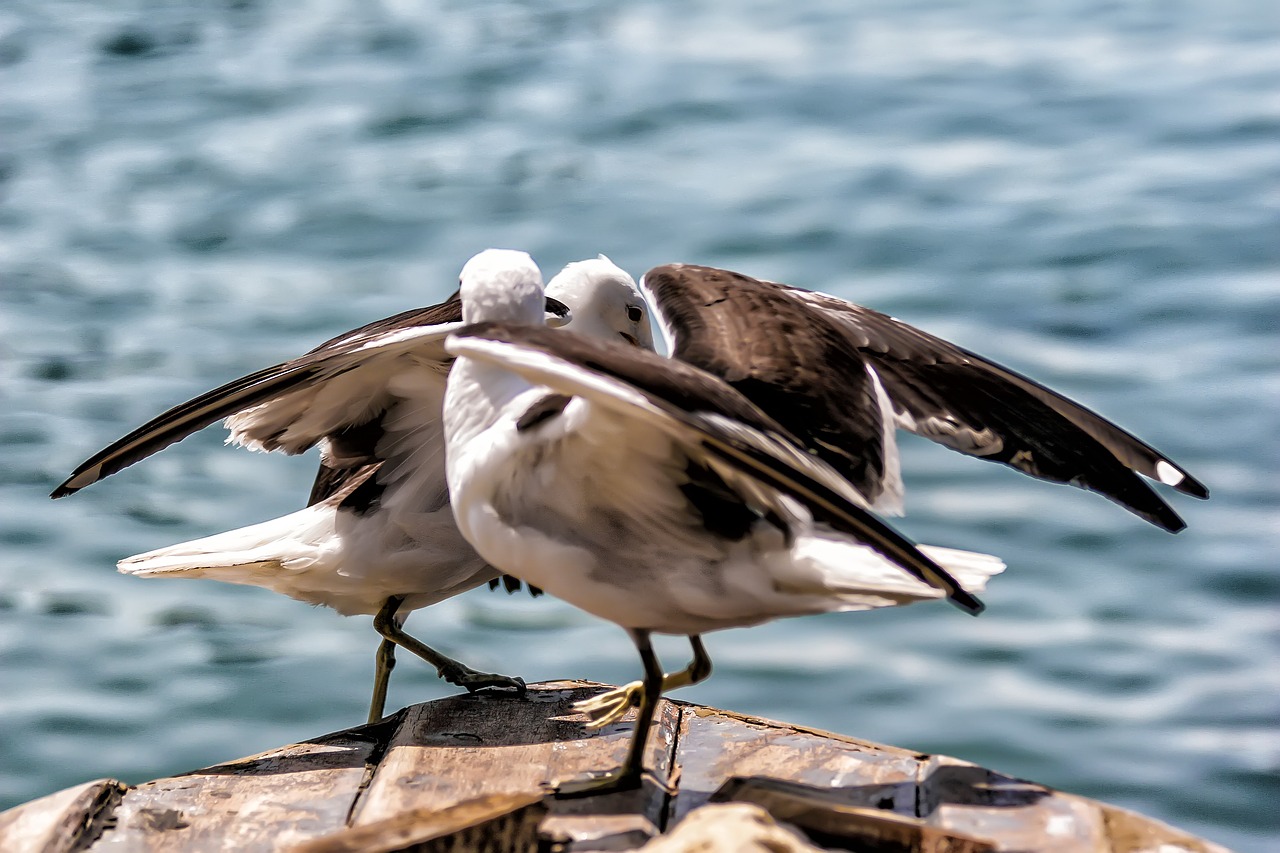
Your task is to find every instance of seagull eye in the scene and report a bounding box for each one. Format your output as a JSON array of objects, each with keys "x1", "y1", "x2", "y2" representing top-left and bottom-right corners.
[{"x1": 626, "y1": 305, "x2": 643, "y2": 323}]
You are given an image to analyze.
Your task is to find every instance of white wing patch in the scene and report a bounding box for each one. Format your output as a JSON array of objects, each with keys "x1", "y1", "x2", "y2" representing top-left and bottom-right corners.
[
  {"x1": 1154, "y1": 459, "x2": 1186, "y2": 487},
  {"x1": 866, "y1": 364, "x2": 904, "y2": 516}
]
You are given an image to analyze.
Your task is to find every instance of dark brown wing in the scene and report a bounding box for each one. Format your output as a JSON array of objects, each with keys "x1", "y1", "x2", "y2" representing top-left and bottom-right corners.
[
  {"x1": 641, "y1": 264, "x2": 1207, "y2": 533},
  {"x1": 641, "y1": 265, "x2": 891, "y2": 504}
]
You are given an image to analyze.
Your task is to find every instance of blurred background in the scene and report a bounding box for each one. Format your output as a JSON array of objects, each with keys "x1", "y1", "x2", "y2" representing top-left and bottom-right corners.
[{"x1": 1, "y1": 1, "x2": 1276, "y2": 849}]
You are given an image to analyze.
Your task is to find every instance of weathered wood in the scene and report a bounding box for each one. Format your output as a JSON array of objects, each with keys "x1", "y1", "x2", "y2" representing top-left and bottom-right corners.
[
  {"x1": 0, "y1": 778, "x2": 124, "y2": 853},
  {"x1": 636, "y1": 803, "x2": 823, "y2": 852},
  {"x1": 917, "y1": 754, "x2": 1108, "y2": 853},
  {"x1": 290, "y1": 791, "x2": 545, "y2": 853},
  {"x1": 670, "y1": 704, "x2": 922, "y2": 824},
  {"x1": 1100, "y1": 802, "x2": 1232, "y2": 853},
  {"x1": 0, "y1": 682, "x2": 1233, "y2": 852},
  {"x1": 713, "y1": 777, "x2": 996, "y2": 853},
  {"x1": 354, "y1": 681, "x2": 678, "y2": 850},
  {"x1": 90, "y1": 729, "x2": 381, "y2": 852}
]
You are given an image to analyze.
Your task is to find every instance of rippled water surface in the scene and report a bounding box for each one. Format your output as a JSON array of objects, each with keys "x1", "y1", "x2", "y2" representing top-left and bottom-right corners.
[{"x1": 2, "y1": 2, "x2": 1277, "y2": 849}]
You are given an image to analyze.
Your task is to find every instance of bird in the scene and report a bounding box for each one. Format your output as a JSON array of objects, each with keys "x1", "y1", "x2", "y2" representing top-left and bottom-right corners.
[
  {"x1": 574, "y1": 262, "x2": 1207, "y2": 729},
  {"x1": 441, "y1": 248, "x2": 1006, "y2": 795},
  {"x1": 51, "y1": 256, "x2": 655, "y2": 723}
]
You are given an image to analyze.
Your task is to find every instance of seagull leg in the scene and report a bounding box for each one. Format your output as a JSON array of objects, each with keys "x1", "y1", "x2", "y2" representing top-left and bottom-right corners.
[
  {"x1": 575, "y1": 634, "x2": 712, "y2": 729},
  {"x1": 372, "y1": 595, "x2": 526, "y2": 695},
  {"x1": 555, "y1": 629, "x2": 667, "y2": 798},
  {"x1": 366, "y1": 637, "x2": 397, "y2": 724}
]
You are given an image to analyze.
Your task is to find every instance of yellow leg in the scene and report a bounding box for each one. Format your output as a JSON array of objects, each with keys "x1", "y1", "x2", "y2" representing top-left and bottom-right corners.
[{"x1": 574, "y1": 635, "x2": 712, "y2": 729}]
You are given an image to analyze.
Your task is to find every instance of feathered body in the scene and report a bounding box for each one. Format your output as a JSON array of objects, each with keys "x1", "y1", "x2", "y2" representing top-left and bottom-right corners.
[
  {"x1": 62, "y1": 257, "x2": 656, "y2": 621},
  {"x1": 443, "y1": 251, "x2": 1001, "y2": 639}
]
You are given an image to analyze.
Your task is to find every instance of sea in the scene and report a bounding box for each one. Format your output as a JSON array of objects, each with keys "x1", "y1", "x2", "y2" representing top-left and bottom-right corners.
[{"x1": 1, "y1": 2, "x2": 1276, "y2": 850}]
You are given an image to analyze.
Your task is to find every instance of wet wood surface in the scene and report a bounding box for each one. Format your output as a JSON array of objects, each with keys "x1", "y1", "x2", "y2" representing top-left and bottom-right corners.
[{"x1": 0, "y1": 681, "x2": 1231, "y2": 852}]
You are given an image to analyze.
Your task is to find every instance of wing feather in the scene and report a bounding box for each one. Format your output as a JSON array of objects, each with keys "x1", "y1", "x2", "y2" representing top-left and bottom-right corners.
[
  {"x1": 641, "y1": 264, "x2": 1205, "y2": 533},
  {"x1": 447, "y1": 323, "x2": 985, "y2": 615},
  {"x1": 51, "y1": 297, "x2": 465, "y2": 498}
]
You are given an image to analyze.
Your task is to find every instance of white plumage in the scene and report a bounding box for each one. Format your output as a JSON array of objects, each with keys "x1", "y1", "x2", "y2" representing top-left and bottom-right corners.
[
  {"x1": 441, "y1": 249, "x2": 1002, "y2": 793},
  {"x1": 56, "y1": 254, "x2": 655, "y2": 721},
  {"x1": 445, "y1": 336, "x2": 1001, "y2": 634}
]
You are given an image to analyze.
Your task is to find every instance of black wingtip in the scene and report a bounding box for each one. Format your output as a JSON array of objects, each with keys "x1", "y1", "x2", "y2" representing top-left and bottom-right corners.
[
  {"x1": 1147, "y1": 501, "x2": 1187, "y2": 534},
  {"x1": 50, "y1": 467, "x2": 98, "y2": 499},
  {"x1": 949, "y1": 589, "x2": 986, "y2": 616},
  {"x1": 50, "y1": 482, "x2": 77, "y2": 500},
  {"x1": 1177, "y1": 474, "x2": 1210, "y2": 501}
]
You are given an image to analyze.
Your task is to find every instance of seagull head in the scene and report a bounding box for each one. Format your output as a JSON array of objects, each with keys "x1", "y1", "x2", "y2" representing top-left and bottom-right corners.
[
  {"x1": 546, "y1": 255, "x2": 655, "y2": 350},
  {"x1": 458, "y1": 249, "x2": 545, "y2": 326}
]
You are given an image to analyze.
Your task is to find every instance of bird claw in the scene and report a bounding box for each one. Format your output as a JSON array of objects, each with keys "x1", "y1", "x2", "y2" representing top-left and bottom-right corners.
[
  {"x1": 573, "y1": 681, "x2": 645, "y2": 729},
  {"x1": 440, "y1": 666, "x2": 527, "y2": 693}
]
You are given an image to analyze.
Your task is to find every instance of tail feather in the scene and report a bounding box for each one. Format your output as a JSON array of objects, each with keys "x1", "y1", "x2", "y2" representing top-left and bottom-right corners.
[
  {"x1": 790, "y1": 535, "x2": 1005, "y2": 609},
  {"x1": 117, "y1": 507, "x2": 333, "y2": 580}
]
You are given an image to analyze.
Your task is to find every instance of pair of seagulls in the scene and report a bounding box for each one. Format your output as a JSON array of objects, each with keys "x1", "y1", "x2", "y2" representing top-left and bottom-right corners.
[{"x1": 53, "y1": 250, "x2": 1206, "y2": 795}]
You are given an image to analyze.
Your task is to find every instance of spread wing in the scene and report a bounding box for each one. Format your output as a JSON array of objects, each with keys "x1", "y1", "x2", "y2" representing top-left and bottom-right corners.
[
  {"x1": 448, "y1": 321, "x2": 986, "y2": 616},
  {"x1": 53, "y1": 295, "x2": 573, "y2": 499},
  {"x1": 641, "y1": 264, "x2": 893, "y2": 508},
  {"x1": 51, "y1": 297, "x2": 467, "y2": 498},
  {"x1": 641, "y1": 264, "x2": 1207, "y2": 533}
]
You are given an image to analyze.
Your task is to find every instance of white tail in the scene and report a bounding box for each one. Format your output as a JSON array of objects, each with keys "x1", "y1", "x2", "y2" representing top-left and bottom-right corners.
[
  {"x1": 785, "y1": 533, "x2": 1005, "y2": 611},
  {"x1": 117, "y1": 505, "x2": 334, "y2": 582}
]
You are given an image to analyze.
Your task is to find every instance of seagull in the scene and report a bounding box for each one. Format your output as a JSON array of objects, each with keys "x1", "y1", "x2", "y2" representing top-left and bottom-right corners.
[
  {"x1": 572, "y1": 262, "x2": 1207, "y2": 729},
  {"x1": 51, "y1": 256, "x2": 655, "y2": 723},
  {"x1": 442, "y1": 249, "x2": 1006, "y2": 795}
]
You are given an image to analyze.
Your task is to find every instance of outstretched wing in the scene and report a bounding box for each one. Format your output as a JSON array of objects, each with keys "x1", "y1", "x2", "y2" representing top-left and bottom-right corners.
[
  {"x1": 52, "y1": 295, "x2": 573, "y2": 499},
  {"x1": 51, "y1": 297, "x2": 466, "y2": 498},
  {"x1": 641, "y1": 264, "x2": 1206, "y2": 533},
  {"x1": 448, "y1": 322, "x2": 985, "y2": 616}
]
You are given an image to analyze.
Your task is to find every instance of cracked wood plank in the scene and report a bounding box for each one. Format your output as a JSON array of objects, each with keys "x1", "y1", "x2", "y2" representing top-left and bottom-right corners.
[
  {"x1": 86, "y1": 730, "x2": 379, "y2": 852},
  {"x1": 0, "y1": 778, "x2": 125, "y2": 853},
  {"x1": 0, "y1": 682, "x2": 1234, "y2": 852},
  {"x1": 353, "y1": 681, "x2": 678, "y2": 850},
  {"x1": 669, "y1": 704, "x2": 923, "y2": 825},
  {"x1": 289, "y1": 791, "x2": 546, "y2": 853},
  {"x1": 712, "y1": 777, "x2": 997, "y2": 853},
  {"x1": 917, "y1": 754, "x2": 1108, "y2": 853}
]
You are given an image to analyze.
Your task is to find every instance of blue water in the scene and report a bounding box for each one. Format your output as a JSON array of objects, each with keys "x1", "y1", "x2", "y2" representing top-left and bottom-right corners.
[{"x1": 2, "y1": 1, "x2": 1277, "y2": 849}]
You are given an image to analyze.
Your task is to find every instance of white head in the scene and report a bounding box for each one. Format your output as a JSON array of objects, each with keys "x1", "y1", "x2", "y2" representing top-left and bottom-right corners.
[
  {"x1": 546, "y1": 255, "x2": 655, "y2": 350},
  {"x1": 458, "y1": 249, "x2": 545, "y2": 325}
]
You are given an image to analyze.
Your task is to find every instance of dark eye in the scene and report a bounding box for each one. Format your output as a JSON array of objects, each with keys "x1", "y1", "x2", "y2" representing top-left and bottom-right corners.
[{"x1": 626, "y1": 305, "x2": 643, "y2": 323}]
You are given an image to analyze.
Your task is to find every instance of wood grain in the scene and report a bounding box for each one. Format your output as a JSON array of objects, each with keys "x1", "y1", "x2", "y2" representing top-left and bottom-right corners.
[
  {"x1": 0, "y1": 682, "x2": 1230, "y2": 852},
  {"x1": 353, "y1": 682, "x2": 678, "y2": 849},
  {"x1": 90, "y1": 730, "x2": 379, "y2": 852},
  {"x1": 0, "y1": 778, "x2": 124, "y2": 853}
]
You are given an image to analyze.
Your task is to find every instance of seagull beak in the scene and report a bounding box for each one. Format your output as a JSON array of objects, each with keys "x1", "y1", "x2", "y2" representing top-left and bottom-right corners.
[
  {"x1": 545, "y1": 296, "x2": 572, "y2": 328},
  {"x1": 619, "y1": 332, "x2": 641, "y2": 347}
]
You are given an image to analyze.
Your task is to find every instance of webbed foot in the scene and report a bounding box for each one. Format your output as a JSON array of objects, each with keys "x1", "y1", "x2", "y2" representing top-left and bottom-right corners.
[{"x1": 573, "y1": 680, "x2": 644, "y2": 729}]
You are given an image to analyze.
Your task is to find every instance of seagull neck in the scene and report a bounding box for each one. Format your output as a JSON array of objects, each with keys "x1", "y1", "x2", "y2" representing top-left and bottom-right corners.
[{"x1": 444, "y1": 357, "x2": 533, "y2": 445}]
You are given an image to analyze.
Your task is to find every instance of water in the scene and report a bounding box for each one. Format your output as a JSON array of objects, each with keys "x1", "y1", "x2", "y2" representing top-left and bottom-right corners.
[{"x1": 1, "y1": 1, "x2": 1277, "y2": 849}]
